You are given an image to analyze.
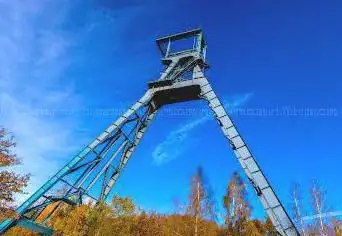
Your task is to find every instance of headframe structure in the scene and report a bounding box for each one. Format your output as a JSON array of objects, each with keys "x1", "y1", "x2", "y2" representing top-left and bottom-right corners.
[{"x1": 0, "y1": 29, "x2": 299, "y2": 235}]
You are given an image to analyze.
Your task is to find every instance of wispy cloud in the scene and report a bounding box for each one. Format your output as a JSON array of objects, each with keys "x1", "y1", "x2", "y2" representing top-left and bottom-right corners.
[
  {"x1": 302, "y1": 211, "x2": 342, "y2": 221},
  {"x1": 0, "y1": 0, "x2": 150, "y2": 205},
  {"x1": 0, "y1": 0, "x2": 86, "y2": 202},
  {"x1": 152, "y1": 116, "x2": 208, "y2": 165},
  {"x1": 152, "y1": 93, "x2": 253, "y2": 165},
  {"x1": 0, "y1": 0, "x2": 146, "y2": 204}
]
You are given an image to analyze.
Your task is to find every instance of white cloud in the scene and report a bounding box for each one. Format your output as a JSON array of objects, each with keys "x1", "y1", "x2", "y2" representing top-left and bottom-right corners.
[
  {"x1": 225, "y1": 93, "x2": 254, "y2": 110},
  {"x1": 0, "y1": 0, "x2": 144, "y2": 204},
  {"x1": 152, "y1": 116, "x2": 208, "y2": 165},
  {"x1": 0, "y1": 0, "x2": 84, "y2": 203},
  {"x1": 302, "y1": 211, "x2": 342, "y2": 221},
  {"x1": 152, "y1": 93, "x2": 253, "y2": 165}
]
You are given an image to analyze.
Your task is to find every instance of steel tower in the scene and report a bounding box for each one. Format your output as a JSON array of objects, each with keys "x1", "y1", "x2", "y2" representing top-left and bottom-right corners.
[{"x1": 0, "y1": 29, "x2": 299, "y2": 235}]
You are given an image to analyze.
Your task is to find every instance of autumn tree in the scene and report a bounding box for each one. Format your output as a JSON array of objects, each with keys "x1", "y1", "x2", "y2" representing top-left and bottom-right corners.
[
  {"x1": 263, "y1": 217, "x2": 278, "y2": 236},
  {"x1": 333, "y1": 218, "x2": 342, "y2": 236},
  {"x1": 186, "y1": 167, "x2": 216, "y2": 236},
  {"x1": 52, "y1": 204, "x2": 93, "y2": 236},
  {"x1": 290, "y1": 183, "x2": 307, "y2": 236},
  {"x1": 244, "y1": 219, "x2": 265, "y2": 236},
  {"x1": 0, "y1": 127, "x2": 29, "y2": 219},
  {"x1": 132, "y1": 211, "x2": 165, "y2": 236},
  {"x1": 112, "y1": 194, "x2": 136, "y2": 217},
  {"x1": 310, "y1": 180, "x2": 328, "y2": 236},
  {"x1": 223, "y1": 171, "x2": 251, "y2": 235},
  {"x1": 109, "y1": 195, "x2": 137, "y2": 235}
]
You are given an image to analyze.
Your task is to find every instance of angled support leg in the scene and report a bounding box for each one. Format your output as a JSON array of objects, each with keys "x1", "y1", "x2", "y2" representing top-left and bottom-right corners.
[
  {"x1": 193, "y1": 66, "x2": 299, "y2": 236},
  {"x1": 101, "y1": 106, "x2": 158, "y2": 200},
  {"x1": 0, "y1": 90, "x2": 154, "y2": 234}
]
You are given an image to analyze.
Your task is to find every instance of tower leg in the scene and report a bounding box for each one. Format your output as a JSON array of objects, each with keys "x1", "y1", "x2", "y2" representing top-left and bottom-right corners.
[
  {"x1": 193, "y1": 66, "x2": 299, "y2": 236},
  {"x1": 0, "y1": 91, "x2": 154, "y2": 234}
]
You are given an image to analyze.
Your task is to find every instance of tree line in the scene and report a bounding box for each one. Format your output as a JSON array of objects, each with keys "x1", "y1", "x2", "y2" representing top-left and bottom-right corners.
[{"x1": 0, "y1": 127, "x2": 341, "y2": 235}]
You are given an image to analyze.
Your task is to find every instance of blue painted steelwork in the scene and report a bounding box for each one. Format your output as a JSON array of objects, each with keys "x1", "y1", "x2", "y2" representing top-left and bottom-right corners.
[
  {"x1": 16, "y1": 219, "x2": 53, "y2": 235},
  {"x1": 0, "y1": 29, "x2": 298, "y2": 236},
  {"x1": 0, "y1": 92, "x2": 155, "y2": 234}
]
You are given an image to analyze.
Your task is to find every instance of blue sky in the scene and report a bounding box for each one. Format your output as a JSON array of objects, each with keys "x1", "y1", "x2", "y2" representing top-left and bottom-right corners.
[{"x1": 0, "y1": 0, "x2": 341, "y2": 222}]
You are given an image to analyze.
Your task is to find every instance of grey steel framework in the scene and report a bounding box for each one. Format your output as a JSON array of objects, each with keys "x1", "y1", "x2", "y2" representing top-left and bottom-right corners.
[{"x1": 0, "y1": 29, "x2": 299, "y2": 235}]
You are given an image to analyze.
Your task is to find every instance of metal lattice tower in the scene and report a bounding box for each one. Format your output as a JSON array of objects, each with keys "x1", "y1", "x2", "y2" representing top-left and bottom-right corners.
[{"x1": 0, "y1": 29, "x2": 299, "y2": 235}]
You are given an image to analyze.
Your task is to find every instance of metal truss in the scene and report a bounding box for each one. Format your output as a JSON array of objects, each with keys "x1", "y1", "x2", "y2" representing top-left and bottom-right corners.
[
  {"x1": 0, "y1": 94, "x2": 157, "y2": 235},
  {"x1": 0, "y1": 29, "x2": 299, "y2": 235},
  {"x1": 193, "y1": 66, "x2": 298, "y2": 235}
]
